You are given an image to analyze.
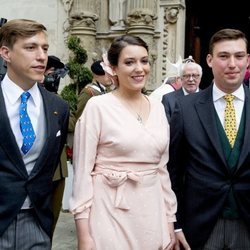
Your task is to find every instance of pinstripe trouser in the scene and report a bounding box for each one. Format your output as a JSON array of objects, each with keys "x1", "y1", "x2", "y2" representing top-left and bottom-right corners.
[
  {"x1": 195, "y1": 218, "x2": 250, "y2": 250},
  {"x1": 0, "y1": 209, "x2": 51, "y2": 250}
]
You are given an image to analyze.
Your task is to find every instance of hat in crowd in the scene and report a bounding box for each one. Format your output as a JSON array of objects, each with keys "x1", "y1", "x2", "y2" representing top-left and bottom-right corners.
[
  {"x1": 46, "y1": 55, "x2": 65, "y2": 70},
  {"x1": 91, "y1": 60, "x2": 105, "y2": 76},
  {"x1": 183, "y1": 55, "x2": 195, "y2": 64},
  {"x1": 165, "y1": 55, "x2": 182, "y2": 78}
]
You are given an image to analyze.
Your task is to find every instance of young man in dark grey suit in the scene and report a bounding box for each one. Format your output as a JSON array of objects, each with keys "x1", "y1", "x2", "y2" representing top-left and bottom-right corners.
[
  {"x1": 168, "y1": 29, "x2": 250, "y2": 249},
  {"x1": 0, "y1": 19, "x2": 69, "y2": 249},
  {"x1": 162, "y1": 60, "x2": 202, "y2": 122}
]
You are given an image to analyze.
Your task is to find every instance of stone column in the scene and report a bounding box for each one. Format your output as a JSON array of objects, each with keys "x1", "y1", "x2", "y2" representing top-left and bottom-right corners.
[
  {"x1": 68, "y1": 0, "x2": 99, "y2": 65},
  {"x1": 164, "y1": 6, "x2": 184, "y2": 61},
  {"x1": 126, "y1": 0, "x2": 157, "y2": 90},
  {"x1": 109, "y1": 0, "x2": 128, "y2": 31},
  {"x1": 159, "y1": 0, "x2": 186, "y2": 83},
  {"x1": 126, "y1": 0, "x2": 156, "y2": 36},
  {"x1": 61, "y1": 0, "x2": 74, "y2": 34}
]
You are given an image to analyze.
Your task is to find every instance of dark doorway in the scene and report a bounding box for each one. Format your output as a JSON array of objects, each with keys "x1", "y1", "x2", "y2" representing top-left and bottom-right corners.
[{"x1": 185, "y1": 0, "x2": 250, "y2": 89}]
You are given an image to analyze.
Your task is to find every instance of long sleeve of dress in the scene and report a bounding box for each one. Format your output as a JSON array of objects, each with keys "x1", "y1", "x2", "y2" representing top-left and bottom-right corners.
[
  {"x1": 69, "y1": 98, "x2": 101, "y2": 219},
  {"x1": 157, "y1": 104, "x2": 177, "y2": 222}
]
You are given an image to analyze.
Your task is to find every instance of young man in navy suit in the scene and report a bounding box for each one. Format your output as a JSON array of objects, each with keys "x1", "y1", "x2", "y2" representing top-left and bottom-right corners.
[
  {"x1": 0, "y1": 19, "x2": 69, "y2": 249},
  {"x1": 168, "y1": 29, "x2": 250, "y2": 249}
]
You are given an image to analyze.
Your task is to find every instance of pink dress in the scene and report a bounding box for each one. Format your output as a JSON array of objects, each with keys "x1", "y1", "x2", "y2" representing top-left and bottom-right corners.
[{"x1": 69, "y1": 92, "x2": 177, "y2": 250}]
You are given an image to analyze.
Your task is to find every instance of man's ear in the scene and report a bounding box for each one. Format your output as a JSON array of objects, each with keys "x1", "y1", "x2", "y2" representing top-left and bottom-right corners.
[
  {"x1": 0, "y1": 46, "x2": 11, "y2": 62},
  {"x1": 206, "y1": 54, "x2": 213, "y2": 68}
]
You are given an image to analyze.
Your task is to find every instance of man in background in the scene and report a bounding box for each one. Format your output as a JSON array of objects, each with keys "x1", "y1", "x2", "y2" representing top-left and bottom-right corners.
[
  {"x1": 162, "y1": 59, "x2": 202, "y2": 122},
  {"x1": 68, "y1": 60, "x2": 113, "y2": 132},
  {"x1": 43, "y1": 55, "x2": 68, "y2": 93},
  {"x1": 149, "y1": 56, "x2": 182, "y2": 101}
]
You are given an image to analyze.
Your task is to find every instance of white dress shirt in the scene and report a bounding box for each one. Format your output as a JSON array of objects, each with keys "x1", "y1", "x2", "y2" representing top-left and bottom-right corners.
[
  {"x1": 213, "y1": 83, "x2": 244, "y2": 130},
  {"x1": 2, "y1": 74, "x2": 46, "y2": 208}
]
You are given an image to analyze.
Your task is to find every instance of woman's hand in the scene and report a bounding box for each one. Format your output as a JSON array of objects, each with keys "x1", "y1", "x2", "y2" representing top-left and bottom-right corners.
[
  {"x1": 165, "y1": 222, "x2": 176, "y2": 250},
  {"x1": 77, "y1": 234, "x2": 96, "y2": 250},
  {"x1": 174, "y1": 231, "x2": 191, "y2": 250},
  {"x1": 75, "y1": 219, "x2": 96, "y2": 250}
]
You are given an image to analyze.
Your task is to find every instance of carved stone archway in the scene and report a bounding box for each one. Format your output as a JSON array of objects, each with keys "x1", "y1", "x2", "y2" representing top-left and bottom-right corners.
[{"x1": 64, "y1": 0, "x2": 186, "y2": 91}]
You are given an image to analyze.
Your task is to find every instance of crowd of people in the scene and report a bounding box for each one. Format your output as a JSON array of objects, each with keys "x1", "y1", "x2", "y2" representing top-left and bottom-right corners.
[{"x1": 0, "y1": 17, "x2": 250, "y2": 250}]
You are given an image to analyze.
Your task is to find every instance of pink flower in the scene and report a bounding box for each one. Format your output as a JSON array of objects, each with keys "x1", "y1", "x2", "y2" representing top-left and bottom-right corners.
[
  {"x1": 100, "y1": 52, "x2": 118, "y2": 85},
  {"x1": 100, "y1": 52, "x2": 115, "y2": 76}
]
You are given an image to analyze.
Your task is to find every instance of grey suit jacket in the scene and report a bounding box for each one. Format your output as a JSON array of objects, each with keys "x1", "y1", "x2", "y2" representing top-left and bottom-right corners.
[
  {"x1": 168, "y1": 84, "x2": 250, "y2": 248},
  {"x1": 0, "y1": 84, "x2": 69, "y2": 238}
]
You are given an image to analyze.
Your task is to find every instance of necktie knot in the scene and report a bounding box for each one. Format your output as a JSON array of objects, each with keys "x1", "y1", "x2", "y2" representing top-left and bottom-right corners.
[
  {"x1": 21, "y1": 92, "x2": 31, "y2": 103},
  {"x1": 224, "y1": 94, "x2": 234, "y2": 103}
]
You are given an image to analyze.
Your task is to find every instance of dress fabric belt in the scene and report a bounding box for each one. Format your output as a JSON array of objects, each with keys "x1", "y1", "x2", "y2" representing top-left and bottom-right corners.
[{"x1": 91, "y1": 167, "x2": 158, "y2": 210}]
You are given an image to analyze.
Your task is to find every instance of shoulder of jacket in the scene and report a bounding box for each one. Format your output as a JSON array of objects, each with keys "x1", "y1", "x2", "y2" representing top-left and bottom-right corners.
[{"x1": 83, "y1": 84, "x2": 101, "y2": 96}]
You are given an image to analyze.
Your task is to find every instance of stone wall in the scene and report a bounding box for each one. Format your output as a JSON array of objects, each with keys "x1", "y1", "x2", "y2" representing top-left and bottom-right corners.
[
  {"x1": 0, "y1": 0, "x2": 70, "y2": 91},
  {"x1": 0, "y1": 0, "x2": 187, "y2": 91}
]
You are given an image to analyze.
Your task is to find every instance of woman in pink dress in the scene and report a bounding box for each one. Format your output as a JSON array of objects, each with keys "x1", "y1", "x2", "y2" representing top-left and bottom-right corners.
[{"x1": 69, "y1": 35, "x2": 177, "y2": 250}]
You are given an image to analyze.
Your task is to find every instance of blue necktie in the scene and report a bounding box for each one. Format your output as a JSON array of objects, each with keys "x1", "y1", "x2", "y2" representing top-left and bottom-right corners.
[{"x1": 19, "y1": 92, "x2": 36, "y2": 154}]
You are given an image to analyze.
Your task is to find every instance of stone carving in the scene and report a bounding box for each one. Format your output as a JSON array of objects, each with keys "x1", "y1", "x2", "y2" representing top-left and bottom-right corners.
[
  {"x1": 162, "y1": 11, "x2": 169, "y2": 79},
  {"x1": 166, "y1": 7, "x2": 179, "y2": 24},
  {"x1": 126, "y1": 9, "x2": 157, "y2": 27},
  {"x1": 109, "y1": 0, "x2": 128, "y2": 28},
  {"x1": 69, "y1": 11, "x2": 99, "y2": 28},
  {"x1": 61, "y1": 0, "x2": 73, "y2": 13},
  {"x1": 61, "y1": 0, "x2": 74, "y2": 34}
]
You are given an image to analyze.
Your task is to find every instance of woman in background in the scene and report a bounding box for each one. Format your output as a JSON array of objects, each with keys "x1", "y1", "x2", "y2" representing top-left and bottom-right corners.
[{"x1": 69, "y1": 35, "x2": 177, "y2": 250}]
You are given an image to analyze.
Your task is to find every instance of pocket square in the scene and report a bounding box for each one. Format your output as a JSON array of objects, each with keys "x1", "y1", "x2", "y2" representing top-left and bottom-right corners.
[{"x1": 56, "y1": 130, "x2": 61, "y2": 137}]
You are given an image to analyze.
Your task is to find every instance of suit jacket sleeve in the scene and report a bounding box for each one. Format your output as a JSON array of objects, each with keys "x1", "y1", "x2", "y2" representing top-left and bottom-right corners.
[
  {"x1": 167, "y1": 98, "x2": 188, "y2": 229},
  {"x1": 162, "y1": 94, "x2": 172, "y2": 122}
]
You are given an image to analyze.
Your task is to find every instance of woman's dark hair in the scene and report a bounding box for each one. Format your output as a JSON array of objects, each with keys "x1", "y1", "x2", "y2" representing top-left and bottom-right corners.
[{"x1": 108, "y1": 35, "x2": 148, "y2": 66}]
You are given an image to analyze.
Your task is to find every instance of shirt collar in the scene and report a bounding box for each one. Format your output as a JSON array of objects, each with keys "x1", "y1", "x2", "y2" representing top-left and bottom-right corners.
[
  {"x1": 213, "y1": 82, "x2": 245, "y2": 102},
  {"x1": 2, "y1": 74, "x2": 40, "y2": 106},
  {"x1": 182, "y1": 87, "x2": 199, "y2": 96},
  {"x1": 94, "y1": 81, "x2": 106, "y2": 93}
]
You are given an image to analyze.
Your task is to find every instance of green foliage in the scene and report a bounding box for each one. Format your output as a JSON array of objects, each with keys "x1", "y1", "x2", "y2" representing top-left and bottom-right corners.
[
  {"x1": 67, "y1": 36, "x2": 88, "y2": 65},
  {"x1": 77, "y1": 66, "x2": 93, "y2": 92},
  {"x1": 66, "y1": 60, "x2": 93, "y2": 91},
  {"x1": 60, "y1": 84, "x2": 77, "y2": 112},
  {"x1": 60, "y1": 35, "x2": 93, "y2": 111}
]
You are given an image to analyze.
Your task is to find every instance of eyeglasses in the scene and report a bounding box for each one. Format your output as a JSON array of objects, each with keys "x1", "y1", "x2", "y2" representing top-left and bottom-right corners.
[{"x1": 182, "y1": 74, "x2": 200, "y2": 80}]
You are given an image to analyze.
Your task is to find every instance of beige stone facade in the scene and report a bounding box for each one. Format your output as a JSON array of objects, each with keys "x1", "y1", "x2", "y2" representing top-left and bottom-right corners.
[{"x1": 0, "y1": 0, "x2": 187, "y2": 91}]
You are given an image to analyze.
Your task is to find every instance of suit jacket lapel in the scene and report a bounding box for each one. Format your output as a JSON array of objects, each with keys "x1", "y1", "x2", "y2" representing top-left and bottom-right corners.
[
  {"x1": 29, "y1": 86, "x2": 62, "y2": 177},
  {"x1": 195, "y1": 85, "x2": 228, "y2": 167},
  {"x1": 176, "y1": 88, "x2": 185, "y2": 97},
  {"x1": 0, "y1": 85, "x2": 27, "y2": 178},
  {"x1": 237, "y1": 86, "x2": 250, "y2": 168}
]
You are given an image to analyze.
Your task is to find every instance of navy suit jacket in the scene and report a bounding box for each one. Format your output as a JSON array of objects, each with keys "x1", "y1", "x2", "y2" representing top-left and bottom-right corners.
[
  {"x1": 162, "y1": 88, "x2": 185, "y2": 122},
  {"x1": 0, "y1": 83, "x2": 69, "y2": 238},
  {"x1": 168, "y1": 84, "x2": 250, "y2": 248}
]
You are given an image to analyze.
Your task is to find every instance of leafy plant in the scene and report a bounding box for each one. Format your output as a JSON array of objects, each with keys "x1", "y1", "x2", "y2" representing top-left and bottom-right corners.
[
  {"x1": 60, "y1": 36, "x2": 93, "y2": 110},
  {"x1": 60, "y1": 83, "x2": 77, "y2": 112}
]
